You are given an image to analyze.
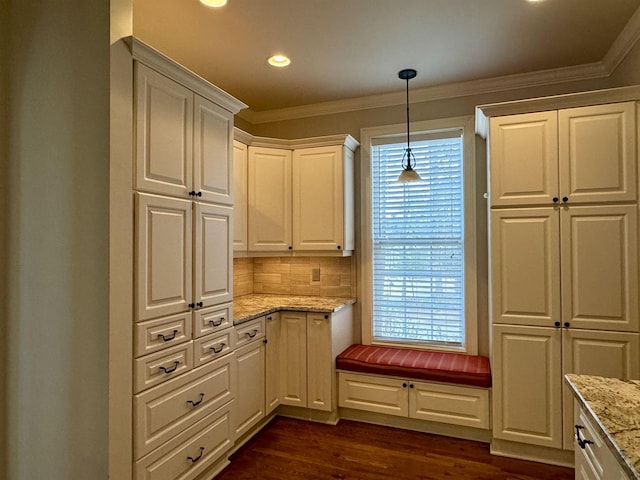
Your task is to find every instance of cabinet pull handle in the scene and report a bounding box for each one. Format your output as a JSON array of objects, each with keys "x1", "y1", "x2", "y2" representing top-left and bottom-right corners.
[
  {"x1": 188, "y1": 303, "x2": 196, "y2": 309},
  {"x1": 554, "y1": 321, "x2": 561, "y2": 327},
  {"x1": 402, "y1": 383, "x2": 407, "y2": 388},
  {"x1": 562, "y1": 196, "x2": 569, "y2": 203},
  {"x1": 188, "y1": 191, "x2": 197, "y2": 197},
  {"x1": 187, "y1": 447, "x2": 205, "y2": 463},
  {"x1": 575, "y1": 425, "x2": 594, "y2": 449},
  {"x1": 324, "y1": 314, "x2": 329, "y2": 320},
  {"x1": 196, "y1": 192, "x2": 202, "y2": 197},
  {"x1": 246, "y1": 329, "x2": 258, "y2": 338},
  {"x1": 159, "y1": 361, "x2": 180, "y2": 374},
  {"x1": 552, "y1": 197, "x2": 559, "y2": 203},
  {"x1": 196, "y1": 301, "x2": 203, "y2": 308},
  {"x1": 209, "y1": 318, "x2": 224, "y2": 327},
  {"x1": 157, "y1": 330, "x2": 178, "y2": 342},
  {"x1": 210, "y1": 343, "x2": 226, "y2": 354},
  {"x1": 267, "y1": 316, "x2": 272, "y2": 321},
  {"x1": 263, "y1": 338, "x2": 268, "y2": 344},
  {"x1": 337, "y1": 245, "x2": 342, "y2": 250},
  {"x1": 288, "y1": 246, "x2": 293, "y2": 250},
  {"x1": 187, "y1": 393, "x2": 205, "y2": 407},
  {"x1": 564, "y1": 322, "x2": 570, "y2": 328}
]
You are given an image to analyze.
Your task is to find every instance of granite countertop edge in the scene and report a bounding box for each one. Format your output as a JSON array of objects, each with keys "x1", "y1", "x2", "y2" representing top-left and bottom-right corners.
[
  {"x1": 565, "y1": 374, "x2": 640, "y2": 479},
  {"x1": 232, "y1": 294, "x2": 356, "y2": 326}
]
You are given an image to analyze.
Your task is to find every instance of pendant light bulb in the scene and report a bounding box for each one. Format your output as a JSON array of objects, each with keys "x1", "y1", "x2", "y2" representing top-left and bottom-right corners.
[{"x1": 396, "y1": 68, "x2": 422, "y2": 183}]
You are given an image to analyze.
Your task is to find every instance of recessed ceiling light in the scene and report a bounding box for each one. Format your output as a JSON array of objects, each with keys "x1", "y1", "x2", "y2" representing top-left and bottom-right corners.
[
  {"x1": 200, "y1": 0, "x2": 227, "y2": 7},
  {"x1": 268, "y1": 55, "x2": 291, "y2": 68}
]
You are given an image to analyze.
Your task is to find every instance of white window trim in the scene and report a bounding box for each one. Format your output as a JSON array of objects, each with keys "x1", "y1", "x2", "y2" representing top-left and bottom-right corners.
[{"x1": 359, "y1": 115, "x2": 478, "y2": 354}]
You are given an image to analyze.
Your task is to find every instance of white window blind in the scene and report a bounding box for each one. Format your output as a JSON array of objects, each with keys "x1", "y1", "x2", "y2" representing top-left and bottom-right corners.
[{"x1": 371, "y1": 132, "x2": 464, "y2": 347}]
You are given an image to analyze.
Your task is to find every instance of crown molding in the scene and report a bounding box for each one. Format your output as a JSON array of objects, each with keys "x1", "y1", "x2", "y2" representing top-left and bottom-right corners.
[
  {"x1": 127, "y1": 37, "x2": 248, "y2": 114},
  {"x1": 238, "y1": 9, "x2": 640, "y2": 126},
  {"x1": 233, "y1": 127, "x2": 359, "y2": 151},
  {"x1": 602, "y1": 5, "x2": 640, "y2": 73},
  {"x1": 238, "y1": 62, "x2": 609, "y2": 125}
]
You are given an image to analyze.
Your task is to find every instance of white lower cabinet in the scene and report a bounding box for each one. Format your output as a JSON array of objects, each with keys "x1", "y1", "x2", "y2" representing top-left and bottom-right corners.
[
  {"x1": 573, "y1": 401, "x2": 631, "y2": 480},
  {"x1": 492, "y1": 324, "x2": 639, "y2": 450},
  {"x1": 233, "y1": 322, "x2": 266, "y2": 439},
  {"x1": 265, "y1": 312, "x2": 281, "y2": 415},
  {"x1": 338, "y1": 372, "x2": 490, "y2": 429},
  {"x1": 135, "y1": 402, "x2": 234, "y2": 480},
  {"x1": 280, "y1": 308, "x2": 353, "y2": 413}
]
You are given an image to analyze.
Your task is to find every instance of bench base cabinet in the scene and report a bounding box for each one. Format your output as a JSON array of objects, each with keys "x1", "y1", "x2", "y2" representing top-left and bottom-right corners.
[{"x1": 337, "y1": 372, "x2": 490, "y2": 430}]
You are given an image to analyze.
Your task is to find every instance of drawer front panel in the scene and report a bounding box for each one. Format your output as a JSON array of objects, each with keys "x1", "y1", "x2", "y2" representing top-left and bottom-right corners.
[
  {"x1": 575, "y1": 404, "x2": 608, "y2": 479},
  {"x1": 135, "y1": 354, "x2": 236, "y2": 458},
  {"x1": 193, "y1": 303, "x2": 232, "y2": 338},
  {"x1": 338, "y1": 372, "x2": 408, "y2": 417},
  {"x1": 135, "y1": 403, "x2": 233, "y2": 480},
  {"x1": 135, "y1": 312, "x2": 192, "y2": 357},
  {"x1": 235, "y1": 317, "x2": 265, "y2": 348},
  {"x1": 193, "y1": 330, "x2": 234, "y2": 367},
  {"x1": 135, "y1": 342, "x2": 194, "y2": 393},
  {"x1": 409, "y1": 381, "x2": 490, "y2": 429}
]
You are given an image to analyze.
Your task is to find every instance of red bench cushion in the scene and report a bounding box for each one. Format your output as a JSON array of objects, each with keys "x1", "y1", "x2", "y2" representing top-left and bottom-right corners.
[{"x1": 336, "y1": 344, "x2": 491, "y2": 388}]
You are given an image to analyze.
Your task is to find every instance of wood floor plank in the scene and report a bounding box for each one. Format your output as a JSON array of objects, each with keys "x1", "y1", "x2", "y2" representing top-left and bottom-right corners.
[{"x1": 213, "y1": 417, "x2": 575, "y2": 480}]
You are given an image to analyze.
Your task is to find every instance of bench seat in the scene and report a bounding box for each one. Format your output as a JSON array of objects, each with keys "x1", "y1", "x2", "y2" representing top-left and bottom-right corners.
[{"x1": 336, "y1": 344, "x2": 491, "y2": 388}]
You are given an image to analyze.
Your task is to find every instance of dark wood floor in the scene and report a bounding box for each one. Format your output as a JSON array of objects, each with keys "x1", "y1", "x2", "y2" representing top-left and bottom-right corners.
[{"x1": 214, "y1": 417, "x2": 574, "y2": 480}]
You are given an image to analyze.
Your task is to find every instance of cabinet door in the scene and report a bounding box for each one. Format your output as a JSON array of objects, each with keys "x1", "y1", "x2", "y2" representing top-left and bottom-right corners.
[
  {"x1": 559, "y1": 102, "x2": 636, "y2": 204},
  {"x1": 233, "y1": 140, "x2": 248, "y2": 252},
  {"x1": 135, "y1": 63, "x2": 193, "y2": 198},
  {"x1": 248, "y1": 147, "x2": 292, "y2": 251},
  {"x1": 193, "y1": 95, "x2": 233, "y2": 205},
  {"x1": 306, "y1": 313, "x2": 333, "y2": 412},
  {"x1": 562, "y1": 329, "x2": 639, "y2": 450},
  {"x1": 489, "y1": 111, "x2": 558, "y2": 206},
  {"x1": 265, "y1": 312, "x2": 281, "y2": 415},
  {"x1": 292, "y1": 146, "x2": 345, "y2": 251},
  {"x1": 560, "y1": 205, "x2": 638, "y2": 332},
  {"x1": 234, "y1": 342, "x2": 265, "y2": 440},
  {"x1": 136, "y1": 193, "x2": 192, "y2": 321},
  {"x1": 492, "y1": 324, "x2": 563, "y2": 448},
  {"x1": 490, "y1": 208, "x2": 561, "y2": 327},
  {"x1": 279, "y1": 311, "x2": 307, "y2": 407},
  {"x1": 194, "y1": 202, "x2": 233, "y2": 308}
]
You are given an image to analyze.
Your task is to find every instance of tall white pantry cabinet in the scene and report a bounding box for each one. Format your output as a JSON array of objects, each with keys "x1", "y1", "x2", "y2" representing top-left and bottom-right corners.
[
  {"x1": 477, "y1": 88, "x2": 640, "y2": 465},
  {"x1": 131, "y1": 39, "x2": 246, "y2": 480}
]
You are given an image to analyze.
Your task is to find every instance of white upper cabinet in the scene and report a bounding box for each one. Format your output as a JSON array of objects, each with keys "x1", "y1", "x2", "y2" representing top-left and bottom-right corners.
[
  {"x1": 193, "y1": 95, "x2": 233, "y2": 205},
  {"x1": 490, "y1": 111, "x2": 558, "y2": 206},
  {"x1": 135, "y1": 63, "x2": 193, "y2": 198},
  {"x1": 135, "y1": 62, "x2": 234, "y2": 203},
  {"x1": 194, "y1": 202, "x2": 233, "y2": 308},
  {"x1": 490, "y1": 102, "x2": 636, "y2": 207},
  {"x1": 292, "y1": 145, "x2": 354, "y2": 252},
  {"x1": 232, "y1": 140, "x2": 248, "y2": 251},
  {"x1": 136, "y1": 193, "x2": 193, "y2": 322},
  {"x1": 559, "y1": 102, "x2": 636, "y2": 204},
  {"x1": 236, "y1": 131, "x2": 359, "y2": 256},
  {"x1": 247, "y1": 147, "x2": 293, "y2": 251}
]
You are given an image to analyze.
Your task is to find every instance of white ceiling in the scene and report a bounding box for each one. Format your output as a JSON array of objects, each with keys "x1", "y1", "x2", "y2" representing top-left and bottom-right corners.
[{"x1": 133, "y1": 0, "x2": 640, "y2": 119}]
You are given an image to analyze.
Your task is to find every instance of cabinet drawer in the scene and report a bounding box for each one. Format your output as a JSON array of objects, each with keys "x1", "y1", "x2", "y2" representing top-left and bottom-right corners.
[
  {"x1": 193, "y1": 330, "x2": 234, "y2": 367},
  {"x1": 235, "y1": 317, "x2": 265, "y2": 348},
  {"x1": 193, "y1": 303, "x2": 232, "y2": 338},
  {"x1": 135, "y1": 342, "x2": 193, "y2": 393},
  {"x1": 135, "y1": 312, "x2": 192, "y2": 358},
  {"x1": 135, "y1": 402, "x2": 233, "y2": 480},
  {"x1": 135, "y1": 354, "x2": 236, "y2": 458},
  {"x1": 409, "y1": 381, "x2": 490, "y2": 429},
  {"x1": 575, "y1": 404, "x2": 609, "y2": 479},
  {"x1": 338, "y1": 372, "x2": 408, "y2": 417}
]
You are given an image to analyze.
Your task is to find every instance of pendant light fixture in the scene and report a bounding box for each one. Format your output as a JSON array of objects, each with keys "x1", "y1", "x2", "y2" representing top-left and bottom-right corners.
[{"x1": 396, "y1": 68, "x2": 422, "y2": 182}]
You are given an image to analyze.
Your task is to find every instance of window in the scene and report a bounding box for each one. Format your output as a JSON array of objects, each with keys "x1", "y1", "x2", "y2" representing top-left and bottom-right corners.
[{"x1": 361, "y1": 117, "x2": 477, "y2": 353}]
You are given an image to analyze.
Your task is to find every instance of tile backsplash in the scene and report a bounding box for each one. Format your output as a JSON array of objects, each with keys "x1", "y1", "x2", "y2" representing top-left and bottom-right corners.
[{"x1": 233, "y1": 256, "x2": 355, "y2": 298}]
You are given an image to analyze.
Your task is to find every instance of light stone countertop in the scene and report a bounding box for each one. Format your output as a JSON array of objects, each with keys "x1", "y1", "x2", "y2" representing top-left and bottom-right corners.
[
  {"x1": 233, "y1": 294, "x2": 356, "y2": 325},
  {"x1": 565, "y1": 374, "x2": 640, "y2": 479}
]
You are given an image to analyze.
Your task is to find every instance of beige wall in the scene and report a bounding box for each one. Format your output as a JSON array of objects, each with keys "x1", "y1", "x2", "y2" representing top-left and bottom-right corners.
[
  {"x1": 242, "y1": 64, "x2": 637, "y2": 357},
  {"x1": 0, "y1": 1, "x2": 8, "y2": 477},
  {"x1": 5, "y1": 1, "x2": 111, "y2": 478},
  {"x1": 611, "y1": 38, "x2": 640, "y2": 86}
]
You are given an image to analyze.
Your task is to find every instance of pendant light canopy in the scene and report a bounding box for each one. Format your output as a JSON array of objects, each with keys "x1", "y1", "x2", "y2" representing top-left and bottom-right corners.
[{"x1": 396, "y1": 68, "x2": 422, "y2": 183}]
